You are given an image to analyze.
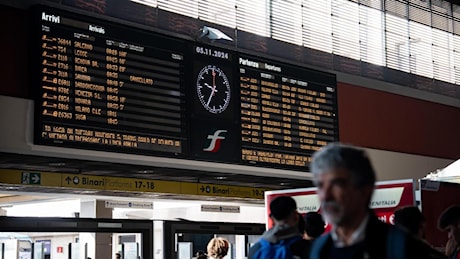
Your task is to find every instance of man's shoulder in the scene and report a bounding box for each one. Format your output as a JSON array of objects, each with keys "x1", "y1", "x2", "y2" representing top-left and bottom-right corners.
[
  {"x1": 247, "y1": 240, "x2": 262, "y2": 259},
  {"x1": 290, "y1": 238, "x2": 313, "y2": 258},
  {"x1": 385, "y1": 224, "x2": 447, "y2": 258},
  {"x1": 249, "y1": 236, "x2": 304, "y2": 259},
  {"x1": 405, "y1": 236, "x2": 448, "y2": 258},
  {"x1": 309, "y1": 233, "x2": 332, "y2": 258}
]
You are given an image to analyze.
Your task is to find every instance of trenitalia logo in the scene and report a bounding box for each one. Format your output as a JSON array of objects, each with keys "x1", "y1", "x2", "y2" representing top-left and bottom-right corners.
[
  {"x1": 369, "y1": 187, "x2": 404, "y2": 209},
  {"x1": 203, "y1": 130, "x2": 227, "y2": 152}
]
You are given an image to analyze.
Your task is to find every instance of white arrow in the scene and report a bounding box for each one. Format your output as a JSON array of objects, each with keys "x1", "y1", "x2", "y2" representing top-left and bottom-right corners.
[{"x1": 32, "y1": 174, "x2": 40, "y2": 184}]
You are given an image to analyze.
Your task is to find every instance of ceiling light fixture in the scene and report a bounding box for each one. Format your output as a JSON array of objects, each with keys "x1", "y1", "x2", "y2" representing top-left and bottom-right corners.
[
  {"x1": 5, "y1": 186, "x2": 21, "y2": 191},
  {"x1": 48, "y1": 162, "x2": 67, "y2": 167},
  {"x1": 136, "y1": 170, "x2": 154, "y2": 174},
  {"x1": 78, "y1": 190, "x2": 97, "y2": 194}
]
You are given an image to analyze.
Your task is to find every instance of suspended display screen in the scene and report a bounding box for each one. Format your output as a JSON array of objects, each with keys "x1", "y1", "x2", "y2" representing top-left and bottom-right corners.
[
  {"x1": 238, "y1": 55, "x2": 337, "y2": 168},
  {"x1": 34, "y1": 5, "x2": 338, "y2": 170},
  {"x1": 35, "y1": 6, "x2": 187, "y2": 155}
]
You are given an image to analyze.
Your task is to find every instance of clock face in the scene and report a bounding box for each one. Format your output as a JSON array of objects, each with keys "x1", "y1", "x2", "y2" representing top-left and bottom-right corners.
[{"x1": 196, "y1": 65, "x2": 231, "y2": 114}]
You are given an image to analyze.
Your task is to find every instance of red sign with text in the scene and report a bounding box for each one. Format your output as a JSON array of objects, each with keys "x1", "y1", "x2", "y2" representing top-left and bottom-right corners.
[{"x1": 264, "y1": 179, "x2": 415, "y2": 229}]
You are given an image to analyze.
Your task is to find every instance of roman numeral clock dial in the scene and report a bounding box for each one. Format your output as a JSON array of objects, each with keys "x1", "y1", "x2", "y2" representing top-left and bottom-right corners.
[{"x1": 196, "y1": 65, "x2": 231, "y2": 114}]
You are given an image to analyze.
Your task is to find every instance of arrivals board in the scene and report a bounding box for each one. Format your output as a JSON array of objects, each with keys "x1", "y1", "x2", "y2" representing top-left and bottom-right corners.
[
  {"x1": 34, "y1": 5, "x2": 338, "y2": 171},
  {"x1": 35, "y1": 6, "x2": 187, "y2": 155}
]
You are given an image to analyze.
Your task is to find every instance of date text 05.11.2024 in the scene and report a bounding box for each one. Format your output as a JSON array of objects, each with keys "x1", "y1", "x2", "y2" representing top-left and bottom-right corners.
[{"x1": 195, "y1": 46, "x2": 229, "y2": 60}]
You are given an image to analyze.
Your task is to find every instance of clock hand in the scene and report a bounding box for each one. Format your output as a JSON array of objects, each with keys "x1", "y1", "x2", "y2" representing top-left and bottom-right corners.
[
  {"x1": 204, "y1": 82, "x2": 213, "y2": 89},
  {"x1": 206, "y1": 67, "x2": 219, "y2": 107},
  {"x1": 206, "y1": 85, "x2": 217, "y2": 107},
  {"x1": 212, "y1": 68, "x2": 216, "y2": 89}
]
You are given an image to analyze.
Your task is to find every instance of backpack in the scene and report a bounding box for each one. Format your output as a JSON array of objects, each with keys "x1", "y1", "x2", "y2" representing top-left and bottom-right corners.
[{"x1": 251, "y1": 236, "x2": 303, "y2": 259}]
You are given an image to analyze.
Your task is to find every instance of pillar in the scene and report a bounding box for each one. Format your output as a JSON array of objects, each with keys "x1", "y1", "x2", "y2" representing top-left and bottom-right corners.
[{"x1": 80, "y1": 199, "x2": 113, "y2": 259}]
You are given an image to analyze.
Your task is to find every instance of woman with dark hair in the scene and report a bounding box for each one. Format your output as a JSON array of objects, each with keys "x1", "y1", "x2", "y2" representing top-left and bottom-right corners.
[
  {"x1": 304, "y1": 211, "x2": 326, "y2": 240},
  {"x1": 195, "y1": 250, "x2": 207, "y2": 259},
  {"x1": 394, "y1": 206, "x2": 426, "y2": 239},
  {"x1": 293, "y1": 211, "x2": 326, "y2": 257}
]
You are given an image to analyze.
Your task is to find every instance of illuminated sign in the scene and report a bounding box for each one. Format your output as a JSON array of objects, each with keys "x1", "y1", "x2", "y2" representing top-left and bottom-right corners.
[
  {"x1": 36, "y1": 7, "x2": 186, "y2": 156},
  {"x1": 264, "y1": 179, "x2": 415, "y2": 228},
  {"x1": 239, "y1": 55, "x2": 337, "y2": 168},
  {"x1": 34, "y1": 6, "x2": 338, "y2": 172}
]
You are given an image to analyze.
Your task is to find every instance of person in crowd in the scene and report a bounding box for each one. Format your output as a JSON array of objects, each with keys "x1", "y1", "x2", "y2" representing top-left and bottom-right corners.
[
  {"x1": 207, "y1": 237, "x2": 229, "y2": 259},
  {"x1": 309, "y1": 142, "x2": 446, "y2": 258},
  {"x1": 248, "y1": 196, "x2": 309, "y2": 258},
  {"x1": 438, "y1": 205, "x2": 460, "y2": 258},
  {"x1": 195, "y1": 250, "x2": 207, "y2": 259},
  {"x1": 394, "y1": 206, "x2": 426, "y2": 240},
  {"x1": 304, "y1": 211, "x2": 326, "y2": 240},
  {"x1": 293, "y1": 211, "x2": 326, "y2": 257}
]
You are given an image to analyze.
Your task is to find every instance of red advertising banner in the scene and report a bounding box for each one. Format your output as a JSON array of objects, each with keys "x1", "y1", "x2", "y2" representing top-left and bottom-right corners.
[{"x1": 264, "y1": 179, "x2": 415, "y2": 229}]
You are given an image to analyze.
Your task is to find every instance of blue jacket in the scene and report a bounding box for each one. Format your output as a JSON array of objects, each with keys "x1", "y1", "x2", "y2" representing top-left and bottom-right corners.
[{"x1": 248, "y1": 224, "x2": 310, "y2": 259}]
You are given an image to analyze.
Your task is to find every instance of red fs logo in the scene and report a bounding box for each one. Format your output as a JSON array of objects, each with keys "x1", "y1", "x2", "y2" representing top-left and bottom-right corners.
[{"x1": 203, "y1": 130, "x2": 227, "y2": 152}]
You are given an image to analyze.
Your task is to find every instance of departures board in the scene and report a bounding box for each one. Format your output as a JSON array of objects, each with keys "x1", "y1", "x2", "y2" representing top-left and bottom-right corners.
[
  {"x1": 239, "y1": 56, "x2": 337, "y2": 167},
  {"x1": 34, "y1": 5, "x2": 338, "y2": 171}
]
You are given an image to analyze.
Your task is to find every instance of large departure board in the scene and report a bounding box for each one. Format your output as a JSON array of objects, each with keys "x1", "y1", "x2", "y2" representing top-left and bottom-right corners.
[
  {"x1": 35, "y1": 7, "x2": 186, "y2": 155},
  {"x1": 33, "y1": 5, "x2": 338, "y2": 171},
  {"x1": 239, "y1": 56, "x2": 338, "y2": 168}
]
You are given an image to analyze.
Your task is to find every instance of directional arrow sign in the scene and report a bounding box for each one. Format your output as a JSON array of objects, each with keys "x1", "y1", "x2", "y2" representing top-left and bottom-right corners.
[
  {"x1": 0, "y1": 169, "x2": 265, "y2": 199},
  {"x1": 196, "y1": 184, "x2": 265, "y2": 199},
  {"x1": 201, "y1": 205, "x2": 240, "y2": 213},
  {"x1": 31, "y1": 174, "x2": 40, "y2": 184},
  {"x1": 21, "y1": 172, "x2": 41, "y2": 185},
  {"x1": 105, "y1": 200, "x2": 153, "y2": 209}
]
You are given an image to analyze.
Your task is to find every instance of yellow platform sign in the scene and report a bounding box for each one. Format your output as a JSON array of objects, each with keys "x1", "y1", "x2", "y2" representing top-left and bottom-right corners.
[
  {"x1": 197, "y1": 183, "x2": 265, "y2": 199},
  {"x1": 60, "y1": 174, "x2": 196, "y2": 195},
  {"x1": 0, "y1": 169, "x2": 265, "y2": 199}
]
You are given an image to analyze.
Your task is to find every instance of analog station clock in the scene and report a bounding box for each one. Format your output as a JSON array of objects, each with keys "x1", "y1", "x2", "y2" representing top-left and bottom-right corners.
[{"x1": 196, "y1": 65, "x2": 231, "y2": 114}]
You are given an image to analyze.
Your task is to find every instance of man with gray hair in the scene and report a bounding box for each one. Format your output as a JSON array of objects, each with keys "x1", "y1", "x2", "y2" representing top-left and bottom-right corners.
[{"x1": 309, "y1": 142, "x2": 446, "y2": 258}]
